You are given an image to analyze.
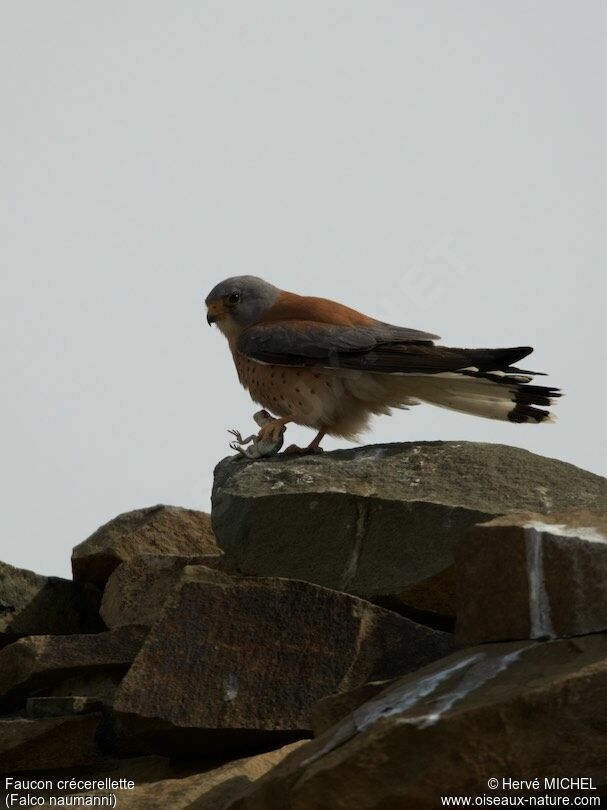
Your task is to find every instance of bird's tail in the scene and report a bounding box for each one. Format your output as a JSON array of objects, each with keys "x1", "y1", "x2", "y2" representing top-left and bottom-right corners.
[
  {"x1": 399, "y1": 367, "x2": 561, "y2": 424},
  {"x1": 342, "y1": 344, "x2": 562, "y2": 425}
]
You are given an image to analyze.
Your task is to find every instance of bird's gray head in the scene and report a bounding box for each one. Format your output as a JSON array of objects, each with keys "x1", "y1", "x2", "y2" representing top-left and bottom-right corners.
[{"x1": 205, "y1": 275, "x2": 280, "y2": 336}]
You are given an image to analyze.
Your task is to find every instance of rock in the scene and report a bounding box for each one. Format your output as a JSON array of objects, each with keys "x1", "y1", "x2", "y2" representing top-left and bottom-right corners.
[
  {"x1": 212, "y1": 442, "x2": 607, "y2": 619},
  {"x1": 0, "y1": 756, "x2": 180, "y2": 803},
  {"x1": 311, "y1": 680, "x2": 390, "y2": 737},
  {"x1": 26, "y1": 696, "x2": 104, "y2": 718},
  {"x1": 101, "y1": 554, "x2": 223, "y2": 628},
  {"x1": 456, "y1": 509, "x2": 607, "y2": 644},
  {"x1": 0, "y1": 714, "x2": 107, "y2": 773},
  {"x1": 0, "y1": 560, "x2": 103, "y2": 644},
  {"x1": 71, "y1": 742, "x2": 305, "y2": 809},
  {"x1": 228, "y1": 635, "x2": 607, "y2": 809},
  {"x1": 394, "y1": 568, "x2": 456, "y2": 623},
  {"x1": 113, "y1": 566, "x2": 453, "y2": 755},
  {"x1": 0, "y1": 626, "x2": 147, "y2": 709},
  {"x1": 72, "y1": 505, "x2": 220, "y2": 586}
]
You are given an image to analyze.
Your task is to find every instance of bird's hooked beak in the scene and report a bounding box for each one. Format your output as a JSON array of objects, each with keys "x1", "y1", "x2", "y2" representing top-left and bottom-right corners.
[{"x1": 205, "y1": 300, "x2": 224, "y2": 326}]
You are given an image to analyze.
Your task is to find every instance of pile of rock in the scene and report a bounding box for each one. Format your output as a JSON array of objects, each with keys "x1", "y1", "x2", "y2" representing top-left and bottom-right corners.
[{"x1": 1, "y1": 442, "x2": 606, "y2": 807}]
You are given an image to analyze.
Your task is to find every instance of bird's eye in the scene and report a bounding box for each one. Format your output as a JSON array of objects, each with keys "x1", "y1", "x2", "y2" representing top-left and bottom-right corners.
[{"x1": 228, "y1": 292, "x2": 240, "y2": 305}]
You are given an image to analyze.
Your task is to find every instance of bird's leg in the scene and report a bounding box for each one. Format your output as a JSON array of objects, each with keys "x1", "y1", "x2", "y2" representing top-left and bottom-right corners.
[
  {"x1": 284, "y1": 429, "x2": 326, "y2": 455},
  {"x1": 307, "y1": 430, "x2": 326, "y2": 452},
  {"x1": 257, "y1": 416, "x2": 291, "y2": 443}
]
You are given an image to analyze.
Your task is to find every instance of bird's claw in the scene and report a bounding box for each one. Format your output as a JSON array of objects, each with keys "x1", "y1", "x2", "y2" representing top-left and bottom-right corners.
[{"x1": 284, "y1": 444, "x2": 324, "y2": 456}]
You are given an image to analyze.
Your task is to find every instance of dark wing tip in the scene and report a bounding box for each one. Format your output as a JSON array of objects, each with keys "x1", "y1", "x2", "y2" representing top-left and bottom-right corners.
[
  {"x1": 511, "y1": 346, "x2": 534, "y2": 362},
  {"x1": 376, "y1": 321, "x2": 440, "y2": 343}
]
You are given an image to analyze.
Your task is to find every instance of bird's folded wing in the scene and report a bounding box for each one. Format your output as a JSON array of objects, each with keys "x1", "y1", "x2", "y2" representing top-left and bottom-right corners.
[{"x1": 237, "y1": 321, "x2": 532, "y2": 374}]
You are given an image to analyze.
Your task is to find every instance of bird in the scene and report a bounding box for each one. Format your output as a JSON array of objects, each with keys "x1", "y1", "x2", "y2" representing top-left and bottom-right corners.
[{"x1": 205, "y1": 275, "x2": 561, "y2": 454}]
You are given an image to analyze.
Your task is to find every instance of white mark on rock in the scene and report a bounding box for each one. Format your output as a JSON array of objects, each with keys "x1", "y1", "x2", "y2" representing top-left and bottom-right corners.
[
  {"x1": 524, "y1": 525, "x2": 556, "y2": 639},
  {"x1": 270, "y1": 481, "x2": 285, "y2": 490},
  {"x1": 353, "y1": 654, "x2": 482, "y2": 733},
  {"x1": 301, "y1": 646, "x2": 529, "y2": 768},
  {"x1": 355, "y1": 648, "x2": 527, "y2": 732},
  {"x1": 223, "y1": 674, "x2": 239, "y2": 702},
  {"x1": 340, "y1": 501, "x2": 368, "y2": 590},
  {"x1": 407, "y1": 649, "x2": 525, "y2": 727},
  {"x1": 526, "y1": 520, "x2": 607, "y2": 545},
  {"x1": 355, "y1": 447, "x2": 387, "y2": 461}
]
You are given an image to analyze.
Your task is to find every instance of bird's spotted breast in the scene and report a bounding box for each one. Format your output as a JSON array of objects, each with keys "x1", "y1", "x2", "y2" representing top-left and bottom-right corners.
[{"x1": 231, "y1": 351, "x2": 342, "y2": 429}]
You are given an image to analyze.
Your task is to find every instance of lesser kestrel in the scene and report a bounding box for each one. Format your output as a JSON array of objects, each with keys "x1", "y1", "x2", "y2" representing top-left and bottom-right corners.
[{"x1": 205, "y1": 276, "x2": 561, "y2": 454}]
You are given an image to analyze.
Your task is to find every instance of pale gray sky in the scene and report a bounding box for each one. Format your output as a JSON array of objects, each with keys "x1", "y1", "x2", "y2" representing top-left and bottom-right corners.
[{"x1": 1, "y1": 2, "x2": 605, "y2": 577}]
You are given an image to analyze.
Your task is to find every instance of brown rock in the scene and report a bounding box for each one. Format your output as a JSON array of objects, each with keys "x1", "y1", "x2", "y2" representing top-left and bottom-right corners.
[
  {"x1": 212, "y1": 443, "x2": 607, "y2": 619},
  {"x1": 1, "y1": 756, "x2": 178, "y2": 803},
  {"x1": 0, "y1": 560, "x2": 103, "y2": 644},
  {"x1": 26, "y1": 695, "x2": 104, "y2": 718},
  {"x1": 101, "y1": 555, "x2": 223, "y2": 628},
  {"x1": 113, "y1": 567, "x2": 453, "y2": 755},
  {"x1": 0, "y1": 714, "x2": 107, "y2": 773},
  {"x1": 311, "y1": 680, "x2": 390, "y2": 737},
  {"x1": 456, "y1": 509, "x2": 607, "y2": 644},
  {"x1": 228, "y1": 635, "x2": 607, "y2": 808},
  {"x1": 71, "y1": 742, "x2": 305, "y2": 809},
  {"x1": 397, "y1": 567, "x2": 455, "y2": 615},
  {"x1": 72, "y1": 505, "x2": 219, "y2": 586},
  {"x1": 0, "y1": 626, "x2": 147, "y2": 709}
]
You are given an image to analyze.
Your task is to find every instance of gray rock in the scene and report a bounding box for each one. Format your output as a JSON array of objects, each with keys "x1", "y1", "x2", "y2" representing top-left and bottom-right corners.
[
  {"x1": 0, "y1": 561, "x2": 103, "y2": 643},
  {"x1": 456, "y1": 509, "x2": 607, "y2": 644},
  {"x1": 228, "y1": 635, "x2": 607, "y2": 809},
  {"x1": 72, "y1": 505, "x2": 220, "y2": 586},
  {"x1": 113, "y1": 566, "x2": 453, "y2": 755},
  {"x1": 212, "y1": 442, "x2": 607, "y2": 618},
  {"x1": 101, "y1": 554, "x2": 223, "y2": 629},
  {"x1": 0, "y1": 626, "x2": 147, "y2": 710}
]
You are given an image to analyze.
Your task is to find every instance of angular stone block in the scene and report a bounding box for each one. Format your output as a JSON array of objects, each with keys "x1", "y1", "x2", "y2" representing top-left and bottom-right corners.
[
  {"x1": 113, "y1": 567, "x2": 453, "y2": 754},
  {"x1": 101, "y1": 555, "x2": 223, "y2": 628},
  {"x1": 0, "y1": 560, "x2": 103, "y2": 643},
  {"x1": 228, "y1": 635, "x2": 607, "y2": 808},
  {"x1": 70, "y1": 742, "x2": 305, "y2": 809},
  {"x1": 212, "y1": 443, "x2": 607, "y2": 618},
  {"x1": 0, "y1": 714, "x2": 106, "y2": 773},
  {"x1": 0, "y1": 626, "x2": 147, "y2": 709},
  {"x1": 456, "y1": 509, "x2": 607, "y2": 644},
  {"x1": 72, "y1": 505, "x2": 219, "y2": 586}
]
